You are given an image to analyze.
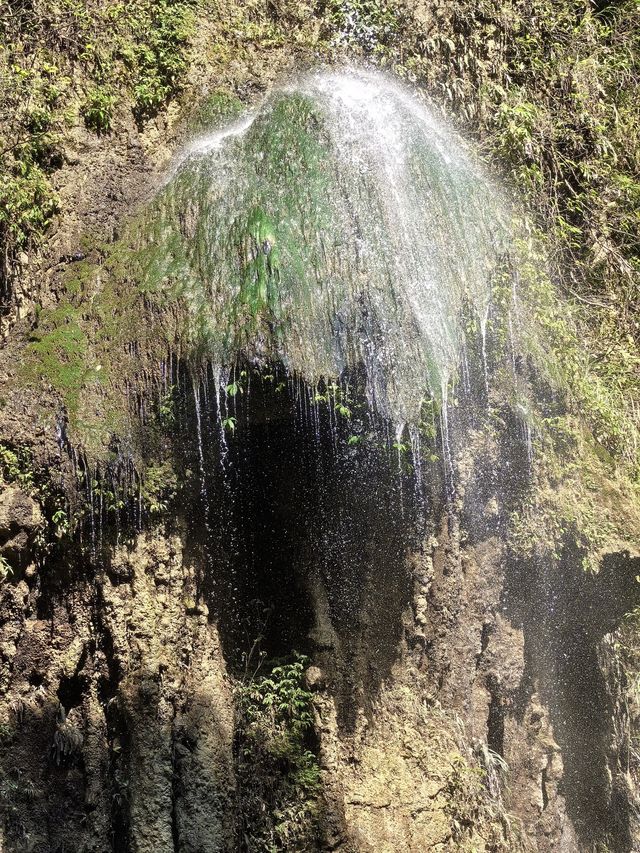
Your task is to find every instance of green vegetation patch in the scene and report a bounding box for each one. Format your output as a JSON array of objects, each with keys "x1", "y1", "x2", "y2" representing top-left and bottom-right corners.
[
  {"x1": 326, "y1": 0, "x2": 406, "y2": 54},
  {"x1": 236, "y1": 653, "x2": 321, "y2": 851},
  {"x1": 0, "y1": 0, "x2": 195, "y2": 304},
  {"x1": 0, "y1": 441, "x2": 72, "y2": 546},
  {"x1": 185, "y1": 90, "x2": 244, "y2": 135},
  {"x1": 25, "y1": 303, "x2": 97, "y2": 419}
]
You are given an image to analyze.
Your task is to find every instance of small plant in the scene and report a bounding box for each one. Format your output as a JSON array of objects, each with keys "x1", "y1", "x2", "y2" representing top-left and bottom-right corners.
[
  {"x1": 0, "y1": 151, "x2": 59, "y2": 262},
  {"x1": 51, "y1": 704, "x2": 83, "y2": 765},
  {"x1": 225, "y1": 371, "x2": 247, "y2": 398},
  {"x1": 51, "y1": 508, "x2": 69, "y2": 538},
  {"x1": 236, "y1": 652, "x2": 321, "y2": 851},
  {"x1": 158, "y1": 385, "x2": 176, "y2": 426},
  {"x1": 0, "y1": 443, "x2": 34, "y2": 489},
  {"x1": 129, "y1": 0, "x2": 195, "y2": 119},
  {"x1": 81, "y1": 87, "x2": 115, "y2": 133},
  {"x1": 222, "y1": 416, "x2": 237, "y2": 434},
  {"x1": 141, "y1": 461, "x2": 178, "y2": 515},
  {"x1": 0, "y1": 722, "x2": 14, "y2": 743},
  {"x1": 240, "y1": 655, "x2": 315, "y2": 737},
  {"x1": 0, "y1": 555, "x2": 12, "y2": 582}
]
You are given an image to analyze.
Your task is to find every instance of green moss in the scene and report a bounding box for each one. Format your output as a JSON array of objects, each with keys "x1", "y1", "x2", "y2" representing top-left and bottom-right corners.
[
  {"x1": 132, "y1": 88, "x2": 342, "y2": 363},
  {"x1": 62, "y1": 258, "x2": 97, "y2": 300},
  {"x1": 512, "y1": 231, "x2": 638, "y2": 470},
  {"x1": 24, "y1": 303, "x2": 97, "y2": 418},
  {"x1": 238, "y1": 207, "x2": 281, "y2": 318},
  {"x1": 185, "y1": 89, "x2": 244, "y2": 134},
  {"x1": 507, "y1": 403, "x2": 640, "y2": 570}
]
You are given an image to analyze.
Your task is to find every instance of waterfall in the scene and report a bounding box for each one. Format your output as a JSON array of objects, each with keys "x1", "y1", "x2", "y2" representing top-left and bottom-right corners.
[{"x1": 143, "y1": 67, "x2": 512, "y2": 428}]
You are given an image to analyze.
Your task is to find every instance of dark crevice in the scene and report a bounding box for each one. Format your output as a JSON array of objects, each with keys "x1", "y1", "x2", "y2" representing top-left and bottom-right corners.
[
  {"x1": 57, "y1": 643, "x2": 89, "y2": 711},
  {"x1": 29, "y1": 669, "x2": 45, "y2": 688},
  {"x1": 541, "y1": 762, "x2": 549, "y2": 811},
  {"x1": 480, "y1": 622, "x2": 491, "y2": 655},
  {"x1": 108, "y1": 699, "x2": 132, "y2": 852},
  {"x1": 487, "y1": 674, "x2": 505, "y2": 756},
  {"x1": 170, "y1": 731, "x2": 181, "y2": 853},
  {"x1": 476, "y1": 621, "x2": 491, "y2": 669},
  {"x1": 57, "y1": 671, "x2": 88, "y2": 712}
]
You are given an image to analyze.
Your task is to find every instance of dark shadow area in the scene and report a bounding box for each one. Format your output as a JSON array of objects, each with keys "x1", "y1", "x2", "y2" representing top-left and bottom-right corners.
[
  {"x1": 179, "y1": 363, "x2": 428, "y2": 733},
  {"x1": 487, "y1": 673, "x2": 506, "y2": 756},
  {"x1": 503, "y1": 541, "x2": 640, "y2": 851}
]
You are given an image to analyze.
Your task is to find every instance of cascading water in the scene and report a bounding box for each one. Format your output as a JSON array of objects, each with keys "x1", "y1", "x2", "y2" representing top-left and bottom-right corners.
[
  {"x1": 99, "y1": 64, "x2": 637, "y2": 852},
  {"x1": 0, "y1": 54, "x2": 636, "y2": 853},
  {"x1": 144, "y1": 67, "x2": 512, "y2": 429},
  {"x1": 136, "y1": 65, "x2": 531, "y2": 684},
  {"x1": 136, "y1": 67, "x2": 537, "y2": 743}
]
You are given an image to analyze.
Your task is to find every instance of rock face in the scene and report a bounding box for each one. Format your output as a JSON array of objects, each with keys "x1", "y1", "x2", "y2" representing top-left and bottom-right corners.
[
  {"x1": 0, "y1": 487, "x2": 43, "y2": 571},
  {"x1": 0, "y1": 525, "x2": 236, "y2": 852},
  {"x1": 0, "y1": 6, "x2": 639, "y2": 853},
  {"x1": 0, "y1": 405, "x2": 638, "y2": 852}
]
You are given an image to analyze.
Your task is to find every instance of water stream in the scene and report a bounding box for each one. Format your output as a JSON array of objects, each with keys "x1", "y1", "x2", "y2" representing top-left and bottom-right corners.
[
  {"x1": 31, "y1": 63, "x2": 639, "y2": 853},
  {"x1": 144, "y1": 67, "x2": 512, "y2": 429}
]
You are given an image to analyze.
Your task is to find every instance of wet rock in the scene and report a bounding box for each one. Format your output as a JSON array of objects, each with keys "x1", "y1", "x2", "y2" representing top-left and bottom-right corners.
[
  {"x1": 0, "y1": 486, "x2": 43, "y2": 538},
  {"x1": 0, "y1": 486, "x2": 43, "y2": 569},
  {"x1": 305, "y1": 664, "x2": 327, "y2": 690}
]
